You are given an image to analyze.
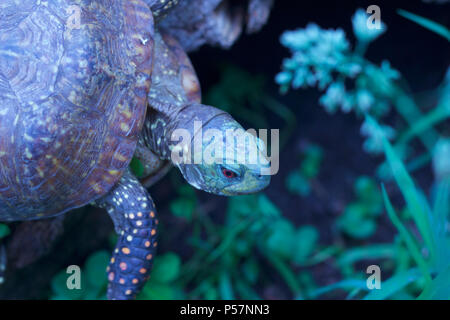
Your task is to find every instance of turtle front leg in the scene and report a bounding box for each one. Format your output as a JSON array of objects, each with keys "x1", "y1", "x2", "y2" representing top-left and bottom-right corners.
[
  {"x1": 95, "y1": 169, "x2": 158, "y2": 300},
  {"x1": 135, "y1": 140, "x2": 172, "y2": 188}
]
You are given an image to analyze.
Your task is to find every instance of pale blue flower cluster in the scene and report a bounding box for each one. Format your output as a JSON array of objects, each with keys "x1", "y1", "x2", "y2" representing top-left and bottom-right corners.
[
  {"x1": 360, "y1": 119, "x2": 396, "y2": 154},
  {"x1": 352, "y1": 9, "x2": 386, "y2": 43},
  {"x1": 276, "y1": 9, "x2": 400, "y2": 153}
]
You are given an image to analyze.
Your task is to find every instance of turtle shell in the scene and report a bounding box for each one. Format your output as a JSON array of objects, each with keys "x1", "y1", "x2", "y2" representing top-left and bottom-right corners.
[
  {"x1": 148, "y1": 31, "x2": 201, "y2": 111},
  {"x1": 0, "y1": 0, "x2": 154, "y2": 221}
]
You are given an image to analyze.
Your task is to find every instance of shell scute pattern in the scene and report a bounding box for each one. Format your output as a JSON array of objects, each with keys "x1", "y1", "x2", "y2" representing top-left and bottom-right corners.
[
  {"x1": 0, "y1": 0, "x2": 154, "y2": 221},
  {"x1": 148, "y1": 31, "x2": 201, "y2": 112}
]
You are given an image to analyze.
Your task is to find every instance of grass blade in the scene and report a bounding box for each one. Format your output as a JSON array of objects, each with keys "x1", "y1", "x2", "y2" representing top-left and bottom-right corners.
[
  {"x1": 363, "y1": 268, "x2": 422, "y2": 300},
  {"x1": 309, "y1": 280, "x2": 369, "y2": 299},
  {"x1": 419, "y1": 265, "x2": 450, "y2": 300},
  {"x1": 397, "y1": 9, "x2": 450, "y2": 41},
  {"x1": 382, "y1": 185, "x2": 432, "y2": 285},
  {"x1": 366, "y1": 115, "x2": 436, "y2": 260},
  {"x1": 431, "y1": 179, "x2": 450, "y2": 273},
  {"x1": 337, "y1": 244, "x2": 398, "y2": 268}
]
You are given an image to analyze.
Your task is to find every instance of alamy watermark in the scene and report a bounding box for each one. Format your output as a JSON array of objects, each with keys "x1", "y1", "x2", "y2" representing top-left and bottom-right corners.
[
  {"x1": 170, "y1": 121, "x2": 280, "y2": 176},
  {"x1": 66, "y1": 5, "x2": 81, "y2": 30},
  {"x1": 366, "y1": 5, "x2": 382, "y2": 30},
  {"x1": 366, "y1": 265, "x2": 381, "y2": 290},
  {"x1": 66, "y1": 265, "x2": 81, "y2": 290}
]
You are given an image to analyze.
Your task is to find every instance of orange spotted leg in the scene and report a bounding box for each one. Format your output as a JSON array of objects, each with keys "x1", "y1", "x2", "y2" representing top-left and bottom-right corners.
[{"x1": 95, "y1": 169, "x2": 158, "y2": 300}]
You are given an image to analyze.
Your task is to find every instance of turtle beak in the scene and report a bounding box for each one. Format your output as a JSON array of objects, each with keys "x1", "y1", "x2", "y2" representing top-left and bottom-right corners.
[{"x1": 223, "y1": 168, "x2": 271, "y2": 195}]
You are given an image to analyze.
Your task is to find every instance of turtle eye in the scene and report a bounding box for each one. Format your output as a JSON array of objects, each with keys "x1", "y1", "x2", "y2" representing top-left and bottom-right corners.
[{"x1": 222, "y1": 168, "x2": 237, "y2": 179}]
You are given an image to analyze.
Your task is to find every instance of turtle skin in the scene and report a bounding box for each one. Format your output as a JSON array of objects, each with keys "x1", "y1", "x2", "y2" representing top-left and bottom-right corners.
[
  {"x1": 140, "y1": 30, "x2": 271, "y2": 195},
  {"x1": 136, "y1": 30, "x2": 202, "y2": 187},
  {"x1": 0, "y1": 0, "x2": 158, "y2": 300}
]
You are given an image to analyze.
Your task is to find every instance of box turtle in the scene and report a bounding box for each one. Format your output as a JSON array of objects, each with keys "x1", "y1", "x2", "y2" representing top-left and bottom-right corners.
[{"x1": 0, "y1": 0, "x2": 271, "y2": 300}]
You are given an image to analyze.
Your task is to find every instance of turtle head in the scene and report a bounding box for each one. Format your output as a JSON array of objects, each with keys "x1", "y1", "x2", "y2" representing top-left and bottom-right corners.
[{"x1": 172, "y1": 104, "x2": 271, "y2": 196}]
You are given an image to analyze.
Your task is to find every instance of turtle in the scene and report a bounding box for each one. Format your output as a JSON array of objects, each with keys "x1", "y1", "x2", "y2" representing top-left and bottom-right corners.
[
  {"x1": 137, "y1": 30, "x2": 271, "y2": 196},
  {"x1": 0, "y1": 0, "x2": 271, "y2": 300},
  {"x1": 101, "y1": 29, "x2": 271, "y2": 299}
]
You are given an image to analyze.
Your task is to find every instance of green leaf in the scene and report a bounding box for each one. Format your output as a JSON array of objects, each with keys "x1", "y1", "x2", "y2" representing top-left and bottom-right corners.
[
  {"x1": 257, "y1": 194, "x2": 281, "y2": 217},
  {"x1": 367, "y1": 115, "x2": 435, "y2": 259},
  {"x1": 397, "y1": 9, "x2": 450, "y2": 41},
  {"x1": 170, "y1": 197, "x2": 195, "y2": 221},
  {"x1": 151, "y1": 252, "x2": 181, "y2": 283},
  {"x1": 129, "y1": 157, "x2": 145, "y2": 178},
  {"x1": 227, "y1": 195, "x2": 257, "y2": 218},
  {"x1": 420, "y1": 265, "x2": 450, "y2": 300},
  {"x1": 204, "y1": 285, "x2": 219, "y2": 300},
  {"x1": 242, "y1": 258, "x2": 260, "y2": 284},
  {"x1": 354, "y1": 176, "x2": 383, "y2": 215},
  {"x1": 84, "y1": 250, "x2": 110, "y2": 289},
  {"x1": 337, "y1": 203, "x2": 377, "y2": 239},
  {"x1": 309, "y1": 279, "x2": 369, "y2": 299},
  {"x1": 292, "y1": 225, "x2": 319, "y2": 264},
  {"x1": 219, "y1": 272, "x2": 235, "y2": 300},
  {"x1": 301, "y1": 145, "x2": 323, "y2": 178},
  {"x1": 140, "y1": 282, "x2": 177, "y2": 300},
  {"x1": 338, "y1": 244, "x2": 398, "y2": 268},
  {"x1": 345, "y1": 218, "x2": 376, "y2": 239},
  {"x1": 431, "y1": 179, "x2": 450, "y2": 272},
  {"x1": 265, "y1": 219, "x2": 296, "y2": 259},
  {"x1": 51, "y1": 269, "x2": 87, "y2": 300},
  {"x1": 381, "y1": 185, "x2": 432, "y2": 285},
  {"x1": 0, "y1": 224, "x2": 10, "y2": 239},
  {"x1": 235, "y1": 281, "x2": 261, "y2": 300},
  {"x1": 286, "y1": 171, "x2": 310, "y2": 196},
  {"x1": 177, "y1": 184, "x2": 196, "y2": 197}
]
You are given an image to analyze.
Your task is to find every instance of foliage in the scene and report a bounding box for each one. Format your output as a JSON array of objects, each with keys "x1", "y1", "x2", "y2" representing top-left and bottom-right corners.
[
  {"x1": 364, "y1": 116, "x2": 450, "y2": 299},
  {"x1": 276, "y1": 9, "x2": 399, "y2": 154},
  {"x1": 285, "y1": 143, "x2": 323, "y2": 197},
  {"x1": 138, "y1": 252, "x2": 185, "y2": 300},
  {"x1": 397, "y1": 9, "x2": 450, "y2": 40},
  {"x1": 50, "y1": 251, "x2": 109, "y2": 300},
  {"x1": 275, "y1": 8, "x2": 449, "y2": 300},
  {"x1": 49, "y1": 249, "x2": 184, "y2": 300},
  {"x1": 129, "y1": 157, "x2": 145, "y2": 178},
  {"x1": 0, "y1": 224, "x2": 10, "y2": 239},
  {"x1": 173, "y1": 193, "x2": 318, "y2": 299},
  {"x1": 170, "y1": 185, "x2": 197, "y2": 221},
  {"x1": 42, "y1": 7, "x2": 449, "y2": 301},
  {"x1": 276, "y1": 8, "x2": 449, "y2": 162},
  {"x1": 337, "y1": 176, "x2": 383, "y2": 239}
]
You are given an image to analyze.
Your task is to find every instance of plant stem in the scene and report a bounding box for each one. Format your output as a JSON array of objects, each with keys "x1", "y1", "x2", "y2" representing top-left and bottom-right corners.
[
  {"x1": 396, "y1": 104, "x2": 449, "y2": 148},
  {"x1": 392, "y1": 89, "x2": 440, "y2": 152}
]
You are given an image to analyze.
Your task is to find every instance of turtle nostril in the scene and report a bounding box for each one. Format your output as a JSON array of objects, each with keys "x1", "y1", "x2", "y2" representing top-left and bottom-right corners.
[{"x1": 255, "y1": 173, "x2": 269, "y2": 181}]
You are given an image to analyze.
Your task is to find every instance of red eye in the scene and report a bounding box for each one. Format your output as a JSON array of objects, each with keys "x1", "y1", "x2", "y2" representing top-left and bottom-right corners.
[{"x1": 222, "y1": 168, "x2": 236, "y2": 179}]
